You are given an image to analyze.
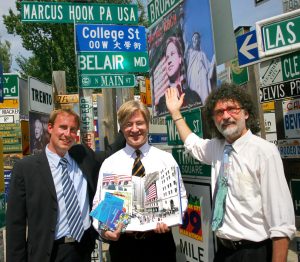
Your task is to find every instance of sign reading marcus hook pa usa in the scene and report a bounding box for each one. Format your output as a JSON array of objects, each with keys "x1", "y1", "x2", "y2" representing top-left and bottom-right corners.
[{"x1": 21, "y1": 2, "x2": 138, "y2": 24}]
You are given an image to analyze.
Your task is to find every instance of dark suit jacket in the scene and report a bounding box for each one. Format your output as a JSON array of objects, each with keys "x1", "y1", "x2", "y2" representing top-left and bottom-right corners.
[{"x1": 6, "y1": 134, "x2": 125, "y2": 262}]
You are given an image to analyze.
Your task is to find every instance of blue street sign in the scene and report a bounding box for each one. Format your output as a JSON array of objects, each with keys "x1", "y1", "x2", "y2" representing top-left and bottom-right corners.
[
  {"x1": 75, "y1": 24, "x2": 147, "y2": 52},
  {"x1": 148, "y1": 133, "x2": 167, "y2": 144},
  {"x1": 0, "y1": 63, "x2": 3, "y2": 103},
  {"x1": 236, "y1": 30, "x2": 259, "y2": 67}
]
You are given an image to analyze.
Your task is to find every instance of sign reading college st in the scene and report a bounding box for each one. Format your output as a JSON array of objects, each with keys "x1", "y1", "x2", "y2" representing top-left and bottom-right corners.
[
  {"x1": 75, "y1": 24, "x2": 147, "y2": 52},
  {"x1": 21, "y1": 2, "x2": 138, "y2": 24}
]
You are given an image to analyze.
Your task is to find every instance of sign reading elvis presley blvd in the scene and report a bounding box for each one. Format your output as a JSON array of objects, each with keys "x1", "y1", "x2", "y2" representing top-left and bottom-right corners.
[{"x1": 91, "y1": 166, "x2": 187, "y2": 232}]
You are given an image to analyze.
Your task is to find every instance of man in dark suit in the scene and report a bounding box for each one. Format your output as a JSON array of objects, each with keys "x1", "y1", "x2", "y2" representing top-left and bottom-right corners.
[{"x1": 6, "y1": 108, "x2": 125, "y2": 262}]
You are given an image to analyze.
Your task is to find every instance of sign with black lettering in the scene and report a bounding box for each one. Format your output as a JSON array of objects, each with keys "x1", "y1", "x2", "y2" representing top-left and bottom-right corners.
[
  {"x1": 277, "y1": 139, "x2": 300, "y2": 158},
  {"x1": 172, "y1": 181, "x2": 215, "y2": 261},
  {"x1": 28, "y1": 77, "x2": 53, "y2": 113},
  {"x1": 259, "y1": 78, "x2": 300, "y2": 102}
]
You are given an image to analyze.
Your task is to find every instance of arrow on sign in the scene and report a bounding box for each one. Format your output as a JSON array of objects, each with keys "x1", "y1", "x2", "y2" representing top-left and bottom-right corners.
[
  {"x1": 239, "y1": 34, "x2": 258, "y2": 60},
  {"x1": 236, "y1": 30, "x2": 260, "y2": 67}
]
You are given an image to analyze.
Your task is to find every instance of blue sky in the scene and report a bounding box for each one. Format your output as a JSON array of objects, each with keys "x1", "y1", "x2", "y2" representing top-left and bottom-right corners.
[{"x1": 230, "y1": 0, "x2": 283, "y2": 29}]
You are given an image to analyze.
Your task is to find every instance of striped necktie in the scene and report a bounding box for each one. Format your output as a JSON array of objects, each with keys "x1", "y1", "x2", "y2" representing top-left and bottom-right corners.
[
  {"x1": 59, "y1": 158, "x2": 85, "y2": 242},
  {"x1": 132, "y1": 149, "x2": 145, "y2": 177},
  {"x1": 211, "y1": 145, "x2": 233, "y2": 231}
]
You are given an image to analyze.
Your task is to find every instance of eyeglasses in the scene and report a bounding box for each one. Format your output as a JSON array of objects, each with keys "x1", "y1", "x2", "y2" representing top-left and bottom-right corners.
[{"x1": 213, "y1": 107, "x2": 243, "y2": 118}]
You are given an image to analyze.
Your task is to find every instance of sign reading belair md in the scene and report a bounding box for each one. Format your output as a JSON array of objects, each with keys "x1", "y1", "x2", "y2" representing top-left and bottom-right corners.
[
  {"x1": 21, "y1": 2, "x2": 138, "y2": 24},
  {"x1": 256, "y1": 9, "x2": 300, "y2": 58},
  {"x1": 77, "y1": 52, "x2": 149, "y2": 74},
  {"x1": 79, "y1": 74, "x2": 135, "y2": 89},
  {"x1": 76, "y1": 24, "x2": 147, "y2": 52}
]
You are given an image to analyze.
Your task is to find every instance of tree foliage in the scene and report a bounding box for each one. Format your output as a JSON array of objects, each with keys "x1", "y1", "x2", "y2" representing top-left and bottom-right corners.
[
  {"x1": 0, "y1": 38, "x2": 12, "y2": 72},
  {"x1": 3, "y1": 0, "x2": 147, "y2": 93}
]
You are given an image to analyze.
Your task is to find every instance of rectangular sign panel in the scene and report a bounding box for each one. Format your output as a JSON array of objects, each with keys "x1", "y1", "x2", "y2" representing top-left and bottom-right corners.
[
  {"x1": 0, "y1": 63, "x2": 3, "y2": 102},
  {"x1": 290, "y1": 179, "x2": 300, "y2": 216},
  {"x1": 172, "y1": 181, "x2": 215, "y2": 261},
  {"x1": 75, "y1": 24, "x2": 147, "y2": 52},
  {"x1": 77, "y1": 52, "x2": 149, "y2": 74},
  {"x1": 166, "y1": 109, "x2": 202, "y2": 145},
  {"x1": 28, "y1": 77, "x2": 53, "y2": 113},
  {"x1": 79, "y1": 74, "x2": 135, "y2": 89},
  {"x1": 2, "y1": 74, "x2": 19, "y2": 98},
  {"x1": 259, "y1": 50, "x2": 300, "y2": 87},
  {"x1": 282, "y1": 98, "x2": 300, "y2": 138},
  {"x1": 259, "y1": 78, "x2": 300, "y2": 102},
  {"x1": 21, "y1": 2, "x2": 138, "y2": 24},
  {"x1": 277, "y1": 139, "x2": 300, "y2": 158},
  {"x1": 172, "y1": 147, "x2": 211, "y2": 177},
  {"x1": 0, "y1": 99, "x2": 19, "y2": 109},
  {"x1": 256, "y1": 9, "x2": 300, "y2": 57},
  {"x1": 147, "y1": 0, "x2": 182, "y2": 26}
]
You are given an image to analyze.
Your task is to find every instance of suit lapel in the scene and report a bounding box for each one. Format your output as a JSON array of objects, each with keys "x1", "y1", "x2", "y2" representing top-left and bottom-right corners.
[{"x1": 38, "y1": 152, "x2": 57, "y2": 201}]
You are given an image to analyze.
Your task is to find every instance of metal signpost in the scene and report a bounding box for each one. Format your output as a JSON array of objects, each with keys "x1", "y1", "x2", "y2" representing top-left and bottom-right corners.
[{"x1": 21, "y1": 2, "x2": 138, "y2": 24}]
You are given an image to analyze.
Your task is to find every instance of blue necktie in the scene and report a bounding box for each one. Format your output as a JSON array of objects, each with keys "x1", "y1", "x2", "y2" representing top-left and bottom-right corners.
[
  {"x1": 211, "y1": 145, "x2": 233, "y2": 231},
  {"x1": 59, "y1": 158, "x2": 85, "y2": 241}
]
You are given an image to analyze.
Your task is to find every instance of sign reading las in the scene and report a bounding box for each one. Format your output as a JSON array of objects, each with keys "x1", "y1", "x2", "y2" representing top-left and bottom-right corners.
[{"x1": 21, "y1": 2, "x2": 138, "y2": 24}]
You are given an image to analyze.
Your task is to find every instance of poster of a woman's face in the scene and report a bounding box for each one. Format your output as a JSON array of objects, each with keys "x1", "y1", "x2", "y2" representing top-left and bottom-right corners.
[
  {"x1": 148, "y1": 0, "x2": 216, "y2": 117},
  {"x1": 29, "y1": 111, "x2": 50, "y2": 155}
]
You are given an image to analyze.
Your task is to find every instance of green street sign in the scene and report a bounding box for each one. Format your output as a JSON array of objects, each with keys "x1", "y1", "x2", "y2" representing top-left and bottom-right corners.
[
  {"x1": 290, "y1": 179, "x2": 300, "y2": 216},
  {"x1": 21, "y1": 2, "x2": 138, "y2": 24},
  {"x1": 77, "y1": 52, "x2": 149, "y2": 74},
  {"x1": 79, "y1": 74, "x2": 135, "y2": 88},
  {"x1": 1, "y1": 74, "x2": 19, "y2": 98},
  {"x1": 230, "y1": 58, "x2": 249, "y2": 85},
  {"x1": 281, "y1": 50, "x2": 300, "y2": 81},
  {"x1": 147, "y1": 0, "x2": 182, "y2": 26},
  {"x1": 172, "y1": 147, "x2": 211, "y2": 177},
  {"x1": 166, "y1": 108, "x2": 202, "y2": 146},
  {"x1": 257, "y1": 11, "x2": 300, "y2": 57}
]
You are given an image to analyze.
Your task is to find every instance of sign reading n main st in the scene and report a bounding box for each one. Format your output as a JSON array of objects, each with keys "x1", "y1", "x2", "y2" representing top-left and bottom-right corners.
[
  {"x1": 256, "y1": 9, "x2": 300, "y2": 58},
  {"x1": 21, "y1": 2, "x2": 138, "y2": 24},
  {"x1": 75, "y1": 24, "x2": 147, "y2": 52},
  {"x1": 77, "y1": 52, "x2": 149, "y2": 74}
]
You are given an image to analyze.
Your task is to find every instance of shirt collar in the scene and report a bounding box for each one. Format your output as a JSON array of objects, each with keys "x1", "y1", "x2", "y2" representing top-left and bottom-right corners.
[
  {"x1": 124, "y1": 142, "x2": 151, "y2": 158},
  {"x1": 230, "y1": 129, "x2": 252, "y2": 153},
  {"x1": 45, "y1": 145, "x2": 71, "y2": 168}
]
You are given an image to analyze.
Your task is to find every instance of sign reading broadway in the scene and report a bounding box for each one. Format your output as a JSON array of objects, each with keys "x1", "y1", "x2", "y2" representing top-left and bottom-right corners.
[
  {"x1": 77, "y1": 52, "x2": 149, "y2": 74},
  {"x1": 260, "y1": 78, "x2": 300, "y2": 102},
  {"x1": 21, "y1": 2, "x2": 138, "y2": 24}
]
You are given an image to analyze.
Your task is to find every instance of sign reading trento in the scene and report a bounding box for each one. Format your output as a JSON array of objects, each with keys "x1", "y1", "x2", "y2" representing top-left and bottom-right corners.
[{"x1": 75, "y1": 24, "x2": 147, "y2": 52}]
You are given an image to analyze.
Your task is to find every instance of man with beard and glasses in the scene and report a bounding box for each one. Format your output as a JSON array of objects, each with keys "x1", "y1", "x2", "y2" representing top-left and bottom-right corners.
[{"x1": 165, "y1": 83, "x2": 295, "y2": 262}]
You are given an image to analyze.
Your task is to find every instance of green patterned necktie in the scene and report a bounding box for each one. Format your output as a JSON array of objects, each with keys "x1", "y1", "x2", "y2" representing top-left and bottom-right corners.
[{"x1": 211, "y1": 145, "x2": 233, "y2": 231}]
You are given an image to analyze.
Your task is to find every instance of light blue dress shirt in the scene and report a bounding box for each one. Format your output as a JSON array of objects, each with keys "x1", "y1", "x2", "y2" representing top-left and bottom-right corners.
[{"x1": 46, "y1": 146, "x2": 90, "y2": 239}]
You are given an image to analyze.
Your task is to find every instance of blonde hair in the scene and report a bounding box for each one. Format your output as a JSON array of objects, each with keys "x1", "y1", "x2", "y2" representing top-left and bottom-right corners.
[{"x1": 117, "y1": 100, "x2": 150, "y2": 128}]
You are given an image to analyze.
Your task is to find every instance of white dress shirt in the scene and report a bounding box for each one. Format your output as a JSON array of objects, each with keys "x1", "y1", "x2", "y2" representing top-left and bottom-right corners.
[
  {"x1": 92, "y1": 142, "x2": 187, "y2": 232},
  {"x1": 184, "y1": 130, "x2": 296, "y2": 241}
]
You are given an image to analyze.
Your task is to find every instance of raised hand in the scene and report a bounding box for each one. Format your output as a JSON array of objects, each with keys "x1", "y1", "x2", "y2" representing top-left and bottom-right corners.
[{"x1": 165, "y1": 87, "x2": 185, "y2": 116}]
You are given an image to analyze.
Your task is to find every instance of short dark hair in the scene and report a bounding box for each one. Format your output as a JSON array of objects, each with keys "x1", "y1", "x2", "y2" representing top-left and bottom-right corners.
[{"x1": 203, "y1": 83, "x2": 260, "y2": 138}]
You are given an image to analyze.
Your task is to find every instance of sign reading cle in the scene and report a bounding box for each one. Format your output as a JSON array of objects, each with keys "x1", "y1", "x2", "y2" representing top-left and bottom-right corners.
[
  {"x1": 256, "y1": 9, "x2": 300, "y2": 58},
  {"x1": 21, "y1": 2, "x2": 138, "y2": 24}
]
